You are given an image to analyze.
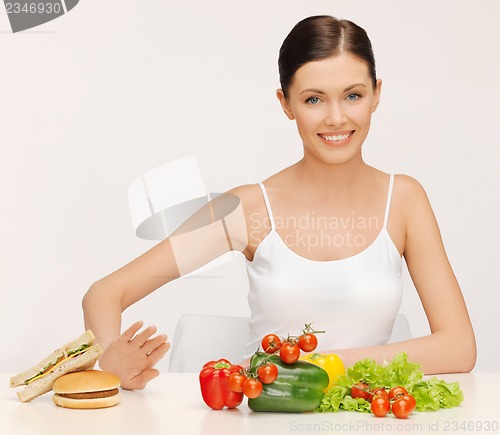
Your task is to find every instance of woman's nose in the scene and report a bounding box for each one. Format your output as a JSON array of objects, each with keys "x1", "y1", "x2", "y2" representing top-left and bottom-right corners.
[{"x1": 325, "y1": 102, "x2": 347, "y2": 127}]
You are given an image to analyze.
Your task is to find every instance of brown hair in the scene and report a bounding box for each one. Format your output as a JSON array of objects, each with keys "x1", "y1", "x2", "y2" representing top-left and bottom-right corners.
[{"x1": 278, "y1": 15, "x2": 377, "y2": 97}]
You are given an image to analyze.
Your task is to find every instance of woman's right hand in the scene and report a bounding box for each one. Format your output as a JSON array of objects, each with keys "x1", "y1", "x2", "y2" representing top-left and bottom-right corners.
[{"x1": 98, "y1": 321, "x2": 170, "y2": 390}]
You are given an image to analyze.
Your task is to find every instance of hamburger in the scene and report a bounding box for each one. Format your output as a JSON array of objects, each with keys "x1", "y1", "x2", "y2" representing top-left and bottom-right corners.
[
  {"x1": 10, "y1": 330, "x2": 103, "y2": 402},
  {"x1": 52, "y1": 370, "x2": 121, "y2": 409}
]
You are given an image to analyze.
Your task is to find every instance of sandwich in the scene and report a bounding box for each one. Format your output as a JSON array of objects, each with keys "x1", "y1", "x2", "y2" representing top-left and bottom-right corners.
[
  {"x1": 52, "y1": 370, "x2": 121, "y2": 409},
  {"x1": 10, "y1": 330, "x2": 103, "y2": 402}
]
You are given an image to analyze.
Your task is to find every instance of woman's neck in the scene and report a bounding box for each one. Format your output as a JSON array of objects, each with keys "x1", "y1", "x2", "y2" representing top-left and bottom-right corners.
[{"x1": 293, "y1": 154, "x2": 370, "y2": 195}]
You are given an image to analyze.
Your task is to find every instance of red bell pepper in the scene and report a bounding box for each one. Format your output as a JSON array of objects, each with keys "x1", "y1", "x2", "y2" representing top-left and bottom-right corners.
[{"x1": 199, "y1": 359, "x2": 244, "y2": 410}]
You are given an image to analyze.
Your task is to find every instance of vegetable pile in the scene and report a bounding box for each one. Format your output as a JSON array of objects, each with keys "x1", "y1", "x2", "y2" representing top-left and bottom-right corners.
[
  {"x1": 198, "y1": 324, "x2": 464, "y2": 416},
  {"x1": 199, "y1": 323, "x2": 330, "y2": 411},
  {"x1": 317, "y1": 352, "x2": 464, "y2": 415}
]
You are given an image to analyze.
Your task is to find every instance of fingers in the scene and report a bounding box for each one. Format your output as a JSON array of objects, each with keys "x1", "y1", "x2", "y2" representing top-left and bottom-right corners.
[
  {"x1": 119, "y1": 320, "x2": 144, "y2": 342},
  {"x1": 126, "y1": 369, "x2": 160, "y2": 390},
  {"x1": 122, "y1": 344, "x2": 168, "y2": 390},
  {"x1": 141, "y1": 334, "x2": 168, "y2": 355},
  {"x1": 147, "y1": 342, "x2": 170, "y2": 367},
  {"x1": 117, "y1": 321, "x2": 169, "y2": 374},
  {"x1": 120, "y1": 322, "x2": 160, "y2": 348},
  {"x1": 130, "y1": 325, "x2": 158, "y2": 348}
]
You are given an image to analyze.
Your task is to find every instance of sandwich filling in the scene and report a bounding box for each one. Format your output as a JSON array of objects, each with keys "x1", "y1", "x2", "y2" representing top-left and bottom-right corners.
[
  {"x1": 56, "y1": 388, "x2": 119, "y2": 400},
  {"x1": 24, "y1": 344, "x2": 91, "y2": 385}
]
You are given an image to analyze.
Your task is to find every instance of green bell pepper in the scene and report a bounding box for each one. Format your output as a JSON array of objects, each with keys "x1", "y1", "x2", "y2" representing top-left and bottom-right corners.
[{"x1": 248, "y1": 352, "x2": 329, "y2": 413}]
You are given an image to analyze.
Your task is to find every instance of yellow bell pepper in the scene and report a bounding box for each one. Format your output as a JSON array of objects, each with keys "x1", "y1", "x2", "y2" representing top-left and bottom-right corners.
[{"x1": 300, "y1": 353, "x2": 345, "y2": 391}]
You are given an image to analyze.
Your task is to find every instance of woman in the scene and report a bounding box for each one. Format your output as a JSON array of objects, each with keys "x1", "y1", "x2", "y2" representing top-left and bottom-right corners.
[{"x1": 83, "y1": 15, "x2": 476, "y2": 390}]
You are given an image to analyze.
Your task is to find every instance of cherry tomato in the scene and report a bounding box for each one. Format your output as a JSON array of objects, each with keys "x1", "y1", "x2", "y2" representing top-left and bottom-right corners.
[
  {"x1": 388, "y1": 386, "x2": 408, "y2": 400},
  {"x1": 298, "y1": 333, "x2": 318, "y2": 352},
  {"x1": 371, "y1": 396, "x2": 391, "y2": 417},
  {"x1": 243, "y1": 378, "x2": 263, "y2": 399},
  {"x1": 400, "y1": 394, "x2": 417, "y2": 412},
  {"x1": 257, "y1": 363, "x2": 278, "y2": 384},
  {"x1": 391, "y1": 395, "x2": 414, "y2": 419},
  {"x1": 369, "y1": 387, "x2": 389, "y2": 403},
  {"x1": 279, "y1": 342, "x2": 301, "y2": 364},
  {"x1": 351, "y1": 382, "x2": 371, "y2": 401},
  {"x1": 228, "y1": 372, "x2": 247, "y2": 393},
  {"x1": 261, "y1": 334, "x2": 282, "y2": 353}
]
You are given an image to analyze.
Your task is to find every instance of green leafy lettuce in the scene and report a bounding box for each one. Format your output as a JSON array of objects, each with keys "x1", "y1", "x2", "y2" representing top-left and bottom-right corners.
[
  {"x1": 316, "y1": 353, "x2": 464, "y2": 413},
  {"x1": 411, "y1": 377, "x2": 464, "y2": 411}
]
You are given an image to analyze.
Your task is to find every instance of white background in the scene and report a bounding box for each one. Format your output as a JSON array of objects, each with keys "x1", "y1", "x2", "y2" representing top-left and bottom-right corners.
[{"x1": 1, "y1": 0, "x2": 499, "y2": 372}]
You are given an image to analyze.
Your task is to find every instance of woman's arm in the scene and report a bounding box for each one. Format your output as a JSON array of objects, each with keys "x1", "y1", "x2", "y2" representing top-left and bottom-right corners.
[
  {"x1": 82, "y1": 188, "x2": 251, "y2": 388},
  {"x1": 82, "y1": 237, "x2": 179, "y2": 389},
  {"x1": 329, "y1": 175, "x2": 476, "y2": 374}
]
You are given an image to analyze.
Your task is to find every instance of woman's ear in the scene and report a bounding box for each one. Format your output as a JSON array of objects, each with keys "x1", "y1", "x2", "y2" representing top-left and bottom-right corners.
[
  {"x1": 276, "y1": 89, "x2": 295, "y2": 120},
  {"x1": 372, "y1": 78, "x2": 382, "y2": 113}
]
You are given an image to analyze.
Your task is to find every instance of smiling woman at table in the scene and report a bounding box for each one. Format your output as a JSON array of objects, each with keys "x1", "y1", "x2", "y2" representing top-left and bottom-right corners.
[{"x1": 82, "y1": 15, "x2": 476, "y2": 390}]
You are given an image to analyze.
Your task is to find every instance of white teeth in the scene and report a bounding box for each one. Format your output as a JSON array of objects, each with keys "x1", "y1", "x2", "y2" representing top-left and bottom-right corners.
[{"x1": 321, "y1": 132, "x2": 352, "y2": 141}]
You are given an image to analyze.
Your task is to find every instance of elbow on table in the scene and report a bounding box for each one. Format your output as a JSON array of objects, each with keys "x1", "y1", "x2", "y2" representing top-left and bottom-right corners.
[
  {"x1": 428, "y1": 328, "x2": 477, "y2": 374},
  {"x1": 450, "y1": 330, "x2": 477, "y2": 373},
  {"x1": 460, "y1": 337, "x2": 477, "y2": 373}
]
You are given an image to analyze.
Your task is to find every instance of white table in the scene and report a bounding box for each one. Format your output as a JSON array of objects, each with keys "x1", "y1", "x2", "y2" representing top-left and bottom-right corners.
[{"x1": 1, "y1": 373, "x2": 498, "y2": 435}]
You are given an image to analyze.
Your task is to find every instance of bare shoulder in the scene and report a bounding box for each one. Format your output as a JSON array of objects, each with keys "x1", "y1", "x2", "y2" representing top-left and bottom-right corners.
[
  {"x1": 393, "y1": 174, "x2": 431, "y2": 212},
  {"x1": 394, "y1": 174, "x2": 427, "y2": 195},
  {"x1": 226, "y1": 165, "x2": 293, "y2": 212},
  {"x1": 226, "y1": 183, "x2": 266, "y2": 216},
  {"x1": 394, "y1": 174, "x2": 441, "y2": 252},
  {"x1": 227, "y1": 183, "x2": 261, "y2": 201},
  {"x1": 226, "y1": 183, "x2": 274, "y2": 260}
]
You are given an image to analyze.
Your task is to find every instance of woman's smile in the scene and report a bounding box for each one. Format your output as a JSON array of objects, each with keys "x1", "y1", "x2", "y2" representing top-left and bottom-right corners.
[{"x1": 318, "y1": 130, "x2": 355, "y2": 147}]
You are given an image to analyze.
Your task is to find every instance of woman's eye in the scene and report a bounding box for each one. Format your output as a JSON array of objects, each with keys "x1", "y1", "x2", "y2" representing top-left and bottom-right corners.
[
  {"x1": 306, "y1": 96, "x2": 320, "y2": 104},
  {"x1": 346, "y1": 93, "x2": 361, "y2": 101}
]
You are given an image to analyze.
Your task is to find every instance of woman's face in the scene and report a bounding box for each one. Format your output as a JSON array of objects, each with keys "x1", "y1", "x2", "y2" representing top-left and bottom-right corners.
[{"x1": 277, "y1": 52, "x2": 382, "y2": 166}]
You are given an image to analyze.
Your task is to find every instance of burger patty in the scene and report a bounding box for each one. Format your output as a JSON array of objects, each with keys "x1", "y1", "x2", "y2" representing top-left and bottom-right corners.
[{"x1": 58, "y1": 388, "x2": 119, "y2": 400}]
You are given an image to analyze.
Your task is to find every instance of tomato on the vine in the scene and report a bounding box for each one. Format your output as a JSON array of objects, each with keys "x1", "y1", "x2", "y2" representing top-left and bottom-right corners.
[
  {"x1": 227, "y1": 372, "x2": 247, "y2": 393},
  {"x1": 399, "y1": 394, "x2": 417, "y2": 413},
  {"x1": 257, "y1": 363, "x2": 278, "y2": 384},
  {"x1": 243, "y1": 378, "x2": 263, "y2": 399},
  {"x1": 261, "y1": 334, "x2": 282, "y2": 353},
  {"x1": 371, "y1": 396, "x2": 390, "y2": 417},
  {"x1": 279, "y1": 342, "x2": 300, "y2": 364},
  {"x1": 388, "y1": 386, "x2": 408, "y2": 400},
  {"x1": 370, "y1": 387, "x2": 389, "y2": 402},
  {"x1": 391, "y1": 395, "x2": 414, "y2": 419},
  {"x1": 298, "y1": 333, "x2": 318, "y2": 352},
  {"x1": 351, "y1": 382, "x2": 371, "y2": 401}
]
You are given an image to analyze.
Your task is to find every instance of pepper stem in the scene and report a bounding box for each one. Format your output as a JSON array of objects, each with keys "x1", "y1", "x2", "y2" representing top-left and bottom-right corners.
[{"x1": 213, "y1": 361, "x2": 232, "y2": 370}]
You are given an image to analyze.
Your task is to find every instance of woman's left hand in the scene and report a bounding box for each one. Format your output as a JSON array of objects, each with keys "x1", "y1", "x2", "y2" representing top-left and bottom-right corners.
[{"x1": 98, "y1": 321, "x2": 170, "y2": 390}]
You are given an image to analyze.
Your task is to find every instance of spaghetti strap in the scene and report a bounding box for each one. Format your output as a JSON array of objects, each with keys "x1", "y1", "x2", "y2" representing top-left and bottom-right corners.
[
  {"x1": 257, "y1": 182, "x2": 276, "y2": 231},
  {"x1": 383, "y1": 174, "x2": 395, "y2": 229}
]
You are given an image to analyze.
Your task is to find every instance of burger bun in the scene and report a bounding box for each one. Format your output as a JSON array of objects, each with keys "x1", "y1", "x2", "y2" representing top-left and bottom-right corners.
[
  {"x1": 52, "y1": 392, "x2": 121, "y2": 409},
  {"x1": 52, "y1": 370, "x2": 121, "y2": 409}
]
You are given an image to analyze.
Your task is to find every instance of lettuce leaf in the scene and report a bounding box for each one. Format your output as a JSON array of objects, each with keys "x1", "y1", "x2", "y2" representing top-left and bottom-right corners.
[
  {"x1": 346, "y1": 352, "x2": 423, "y2": 388},
  {"x1": 317, "y1": 384, "x2": 371, "y2": 413},
  {"x1": 410, "y1": 377, "x2": 464, "y2": 411},
  {"x1": 345, "y1": 357, "x2": 384, "y2": 386},
  {"x1": 315, "y1": 353, "x2": 463, "y2": 413},
  {"x1": 380, "y1": 352, "x2": 424, "y2": 387}
]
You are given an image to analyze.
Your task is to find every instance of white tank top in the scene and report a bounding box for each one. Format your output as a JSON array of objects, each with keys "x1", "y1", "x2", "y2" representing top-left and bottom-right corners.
[{"x1": 244, "y1": 174, "x2": 403, "y2": 358}]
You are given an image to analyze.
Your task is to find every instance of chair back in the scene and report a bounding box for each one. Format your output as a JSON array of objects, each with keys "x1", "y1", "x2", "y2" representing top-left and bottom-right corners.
[{"x1": 169, "y1": 312, "x2": 412, "y2": 372}]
